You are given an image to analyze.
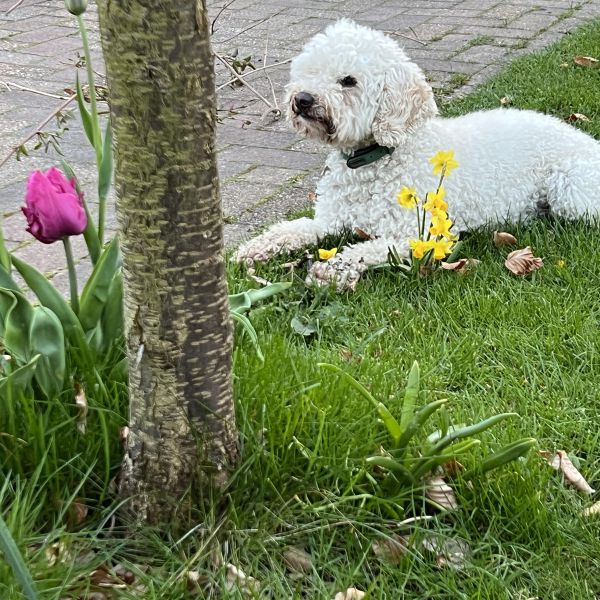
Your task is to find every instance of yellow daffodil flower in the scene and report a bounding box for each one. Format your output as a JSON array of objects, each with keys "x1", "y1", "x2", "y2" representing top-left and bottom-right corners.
[
  {"x1": 423, "y1": 187, "x2": 448, "y2": 212},
  {"x1": 318, "y1": 247, "x2": 337, "y2": 261},
  {"x1": 397, "y1": 186, "x2": 420, "y2": 208},
  {"x1": 409, "y1": 239, "x2": 434, "y2": 260},
  {"x1": 429, "y1": 213, "x2": 454, "y2": 238},
  {"x1": 429, "y1": 150, "x2": 459, "y2": 176},
  {"x1": 431, "y1": 238, "x2": 454, "y2": 260}
]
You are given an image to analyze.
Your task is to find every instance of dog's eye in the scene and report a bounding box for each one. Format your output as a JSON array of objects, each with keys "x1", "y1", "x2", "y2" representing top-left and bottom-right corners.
[{"x1": 338, "y1": 75, "x2": 357, "y2": 88}]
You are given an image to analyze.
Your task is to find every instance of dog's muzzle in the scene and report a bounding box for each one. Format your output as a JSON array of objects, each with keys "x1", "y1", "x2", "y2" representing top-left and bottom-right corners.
[{"x1": 292, "y1": 91, "x2": 315, "y2": 116}]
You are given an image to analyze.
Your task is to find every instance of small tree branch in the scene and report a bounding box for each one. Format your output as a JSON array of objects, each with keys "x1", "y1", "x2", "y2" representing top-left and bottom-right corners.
[
  {"x1": 214, "y1": 53, "x2": 274, "y2": 109},
  {"x1": 0, "y1": 95, "x2": 76, "y2": 170},
  {"x1": 216, "y1": 58, "x2": 291, "y2": 91}
]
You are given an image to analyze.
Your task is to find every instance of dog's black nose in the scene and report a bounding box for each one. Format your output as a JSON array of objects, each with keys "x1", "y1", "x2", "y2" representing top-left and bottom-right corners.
[{"x1": 295, "y1": 91, "x2": 315, "y2": 112}]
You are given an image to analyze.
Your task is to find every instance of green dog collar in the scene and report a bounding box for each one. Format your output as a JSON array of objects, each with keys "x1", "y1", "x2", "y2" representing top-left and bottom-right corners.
[{"x1": 343, "y1": 143, "x2": 394, "y2": 169}]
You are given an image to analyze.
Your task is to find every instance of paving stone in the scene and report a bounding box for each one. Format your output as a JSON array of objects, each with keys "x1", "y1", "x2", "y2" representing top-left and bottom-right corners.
[{"x1": 453, "y1": 44, "x2": 509, "y2": 63}]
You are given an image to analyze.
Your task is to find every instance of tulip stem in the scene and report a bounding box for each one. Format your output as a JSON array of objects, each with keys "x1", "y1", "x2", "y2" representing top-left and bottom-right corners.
[
  {"x1": 77, "y1": 14, "x2": 102, "y2": 168},
  {"x1": 63, "y1": 238, "x2": 80, "y2": 315}
]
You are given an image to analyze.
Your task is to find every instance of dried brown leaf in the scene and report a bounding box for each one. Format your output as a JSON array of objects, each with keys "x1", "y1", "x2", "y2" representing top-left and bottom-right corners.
[
  {"x1": 574, "y1": 55, "x2": 599, "y2": 67},
  {"x1": 442, "y1": 458, "x2": 465, "y2": 477},
  {"x1": 422, "y1": 535, "x2": 470, "y2": 570},
  {"x1": 500, "y1": 95, "x2": 513, "y2": 106},
  {"x1": 70, "y1": 499, "x2": 88, "y2": 525},
  {"x1": 282, "y1": 546, "x2": 312, "y2": 573},
  {"x1": 307, "y1": 191, "x2": 317, "y2": 202},
  {"x1": 186, "y1": 570, "x2": 210, "y2": 590},
  {"x1": 440, "y1": 258, "x2": 480, "y2": 273},
  {"x1": 372, "y1": 534, "x2": 408, "y2": 565},
  {"x1": 225, "y1": 563, "x2": 259, "y2": 595},
  {"x1": 541, "y1": 450, "x2": 595, "y2": 494},
  {"x1": 75, "y1": 384, "x2": 88, "y2": 435},
  {"x1": 45, "y1": 542, "x2": 71, "y2": 567},
  {"x1": 332, "y1": 588, "x2": 366, "y2": 600},
  {"x1": 505, "y1": 246, "x2": 543, "y2": 275},
  {"x1": 354, "y1": 227, "x2": 374, "y2": 240},
  {"x1": 566, "y1": 112, "x2": 590, "y2": 122},
  {"x1": 493, "y1": 231, "x2": 518, "y2": 247},
  {"x1": 581, "y1": 500, "x2": 600, "y2": 518},
  {"x1": 424, "y1": 475, "x2": 458, "y2": 510}
]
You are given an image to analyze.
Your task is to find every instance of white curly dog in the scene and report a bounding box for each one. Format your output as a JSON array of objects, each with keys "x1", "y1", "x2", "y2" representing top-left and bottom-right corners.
[{"x1": 235, "y1": 19, "x2": 600, "y2": 290}]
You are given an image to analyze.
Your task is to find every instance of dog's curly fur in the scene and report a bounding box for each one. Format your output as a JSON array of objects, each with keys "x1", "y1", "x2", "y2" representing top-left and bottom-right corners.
[{"x1": 235, "y1": 19, "x2": 600, "y2": 290}]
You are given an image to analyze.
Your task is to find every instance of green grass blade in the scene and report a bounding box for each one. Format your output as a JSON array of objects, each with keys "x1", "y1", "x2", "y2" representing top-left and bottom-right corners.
[
  {"x1": 318, "y1": 363, "x2": 402, "y2": 443},
  {"x1": 0, "y1": 513, "x2": 39, "y2": 600},
  {"x1": 231, "y1": 311, "x2": 264, "y2": 362}
]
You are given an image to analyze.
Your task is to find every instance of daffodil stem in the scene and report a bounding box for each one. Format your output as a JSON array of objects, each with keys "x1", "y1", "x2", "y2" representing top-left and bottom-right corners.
[{"x1": 63, "y1": 237, "x2": 80, "y2": 315}]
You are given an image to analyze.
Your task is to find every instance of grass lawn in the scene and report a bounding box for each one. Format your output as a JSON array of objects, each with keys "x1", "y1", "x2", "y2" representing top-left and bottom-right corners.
[{"x1": 2, "y1": 17, "x2": 600, "y2": 600}]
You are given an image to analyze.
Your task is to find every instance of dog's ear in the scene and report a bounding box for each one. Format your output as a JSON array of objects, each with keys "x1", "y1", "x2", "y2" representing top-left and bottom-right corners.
[{"x1": 372, "y1": 67, "x2": 438, "y2": 148}]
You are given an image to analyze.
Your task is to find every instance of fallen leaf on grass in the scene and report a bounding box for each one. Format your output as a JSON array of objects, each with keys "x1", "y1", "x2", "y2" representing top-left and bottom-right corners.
[
  {"x1": 505, "y1": 247, "x2": 543, "y2": 275},
  {"x1": 282, "y1": 546, "x2": 313, "y2": 573},
  {"x1": 354, "y1": 227, "x2": 374, "y2": 240},
  {"x1": 493, "y1": 231, "x2": 518, "y2": 247},
  {"x1": 440, "y1": 258, "x2": 480, "y2": 273},
  {"x1": 225, "y1": 563, "x2": 259, "y2": 595},
  {"x1": 574, "y1": 55, "x2": 599, "y2": 67},
  {"x1": 186, "y1": 570, "x2": 210, "y2": 591},
  {"x1": 70, "y1": 499, "x2": 88, "y2": 526},
  {"x1": 75, "y1": 384, "x2": 88, "y2": 434},
  {"x1": 425, "y1": 475, "x2": 458, "y2": 510},
  {"x1": 332, "y1": 588, "x2": 366, "y2": 600},
  {"x1": 566, "y1": 112, "x2": 590, "y2": 122},
  {"x1": 541, "y1": 450, "x2": 595, "y2": 494},
  {"x1": 372, "y1": 534, "x2": 408, "y2": 564},
  {"x1": 500, "y1": 96, "x2": 513, "y2": 106},
  {"x1": 581, "y1": 501, "x2": 600, "y2": 518},
  {"x1": 422, "y1": 535, "x2": 470, "y2": 570}
]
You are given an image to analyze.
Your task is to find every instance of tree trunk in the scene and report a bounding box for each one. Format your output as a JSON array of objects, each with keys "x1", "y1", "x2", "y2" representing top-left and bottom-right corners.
[{"x1": 97, "y1": 0, "x2": 238, "y2": 526}]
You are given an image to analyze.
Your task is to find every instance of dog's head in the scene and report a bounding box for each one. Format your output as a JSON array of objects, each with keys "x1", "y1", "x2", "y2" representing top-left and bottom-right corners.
[{"x1": 286, "y1": 19, "x2": 438, "y2": 150}]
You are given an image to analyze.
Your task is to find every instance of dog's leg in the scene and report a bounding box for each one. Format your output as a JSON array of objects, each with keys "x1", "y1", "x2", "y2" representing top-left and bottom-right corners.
[
  {"x1": 235, "y1": 217, "x2": 329, "y2": 265},
  {"x1": 307, "y1": 238, "x2": 408, "y2": 292}
]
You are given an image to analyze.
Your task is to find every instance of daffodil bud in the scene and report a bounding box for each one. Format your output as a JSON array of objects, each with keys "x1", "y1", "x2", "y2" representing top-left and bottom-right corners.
[{"x1": 65, "y1": 0, "x2": 87, "y2": 16}]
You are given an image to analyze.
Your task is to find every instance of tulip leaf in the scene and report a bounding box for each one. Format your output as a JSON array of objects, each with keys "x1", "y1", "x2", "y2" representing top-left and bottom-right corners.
[
  {"x1": 0, "y1": 355, "x2": 39, "y2": 397},
  {"x1": 229, "y1": 292, "x2": 252, "y2": 315},
  {"x1": 231, "y1": 310, "x2": 264, "y2": 362},
  {"x1": 29, "y1": 306, "x2": 65, "y2": 398},
  {"x1": 400, "y1": 360, "x2": 420, "y2": 432},
  {"x1": 79, "y1": 237, "x2": 121, "y2": 332},
  {"x1": 0, "y1": 265, "x2": 20, "y2": 293},
  {"x1": 98, "y1": 120, "x2": 113, "y2": 201},
  {"x1": 100, "y1": 269, "x2": 123, "y2": 353},
  {"x1": 76, "y1": 71, "x2": 96, "y2": 149},
  {"x1": 11, "y1": 256, "x2": 91, "y2": 361},
  {"x1": 60, "y1": 160, "x2": 101, "y2": 265},
  {"x1": 0, "y1": 288, "x2": 34, "y2": 363}
]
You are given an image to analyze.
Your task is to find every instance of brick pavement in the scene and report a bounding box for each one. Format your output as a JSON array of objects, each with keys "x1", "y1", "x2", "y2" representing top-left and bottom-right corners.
[{"x1": 1, "y1": 0, "x2": 600, "y2": 294}]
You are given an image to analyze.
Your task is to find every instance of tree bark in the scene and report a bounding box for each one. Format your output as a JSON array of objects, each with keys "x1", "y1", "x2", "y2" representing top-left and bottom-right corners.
[{"x1": 97, "y1": 0, "x2": 238, "y2": 526}]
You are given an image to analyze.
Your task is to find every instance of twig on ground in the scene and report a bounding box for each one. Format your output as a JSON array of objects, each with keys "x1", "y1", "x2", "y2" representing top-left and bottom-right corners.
[
  {"x1": 263, "y1": 33, "x2": 279, "y2": 110},
  {"x1": 211, "y1": 0, "x2": 238, "y2": 35},
  {"x1": 5, "y1": 0, "x2": 25, "y2": 15},
  {"x1": 0, "y1": 94, "x2": 76, "y2": 170},
  {"x1": 384, "y1": 29, "x2": 427, "y2": 46},
  {"x1": 214, "y1": 52, "x2": 274, "y2": 109},
  {"x1": 0, "y1": 80, "x2": 69, "y2": 100},
  {"x1": 216, "y1": 58, "x2": 291, "y2": 91}
]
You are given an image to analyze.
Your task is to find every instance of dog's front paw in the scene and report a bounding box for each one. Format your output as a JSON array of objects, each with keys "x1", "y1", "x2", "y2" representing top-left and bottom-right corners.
[
  {"x1": 234, "y1": 237, "x2": 281, "y2": 266},
  {"x1": 306, "y1": 257, "x2": 367, "y2": 292}
]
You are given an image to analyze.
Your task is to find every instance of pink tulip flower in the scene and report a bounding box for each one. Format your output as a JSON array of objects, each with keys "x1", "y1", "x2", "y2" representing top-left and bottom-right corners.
[{"x1": 22, "y1": 167, "x2": 87, "y2": 244}]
